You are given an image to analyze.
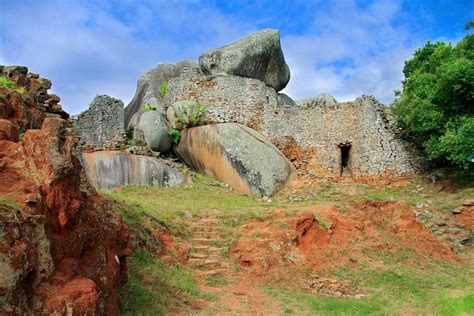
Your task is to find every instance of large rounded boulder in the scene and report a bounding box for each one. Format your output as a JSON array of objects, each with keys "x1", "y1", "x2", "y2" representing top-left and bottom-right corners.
[
  {"x1": 81, "y1": 151, "x2": 186, "y2": 189},
  {"x1": 199, "y1": 29, "x2": 290, "y2": 91},
  {"x1": 133, "y1": 110, "x2": 172, "y2": 153},
  {"x1": 124, "y1": 60, "x2": 199, "y2": 130},
  {"x1": 176, "y1": 123, "x2": 295, "y2": 196}
]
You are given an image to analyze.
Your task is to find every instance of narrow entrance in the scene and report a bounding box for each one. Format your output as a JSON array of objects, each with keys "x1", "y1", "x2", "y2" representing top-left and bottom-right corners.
[{"x1": 339, "y1": 143, "x2": 351, "y2": 177}]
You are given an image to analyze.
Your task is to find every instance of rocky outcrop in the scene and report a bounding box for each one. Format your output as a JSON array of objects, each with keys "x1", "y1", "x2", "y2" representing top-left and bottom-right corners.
[
  {"x1": 164, "y1": 69, "x2": 278, "y2": 130},
  {"x1": 72, "y1": 95, "x2": 125, "y2": 150},
  {"x1": 125, "y1": 60, "x2": 199, "y2": 130},
  {"x1": 176, "y1": 123, "x2": 295, "y2": 196},
  {"x1": 133, "y1": 110, "x2": 172, "y2": 153},
  {"x1": 199, "y1": 29, "x2": 290, "y2": 91},
  {"x1": 0, "y1": 65, "x2": 69, "y2": 132},
  {"x1": 81, "y1": 151, "x2": 186, "y2": 189},
  {"x1": 0, "y1": 68, "x2": 131, "y2": 315}
]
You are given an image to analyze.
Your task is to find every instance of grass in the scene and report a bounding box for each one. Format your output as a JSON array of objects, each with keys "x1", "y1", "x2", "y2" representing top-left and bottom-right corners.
[
  {"x1": 104, "y1": 174, "x2": 282, "y2": 238},
  {"x1": 0, "y1": 76, "x2": 26, "y2": 94},
  {"x1": 159, "y1": 80, "x2": 168, "y2": 98},
  {"x1": 104, "y1": 173, "x2": 474, "y2": 314},
  {"x1": 266, "y1": 257, "x2": 474, "y2": 315},
  {"x1": 121, "y1": 250, "x2": 203, "y2": 315}
]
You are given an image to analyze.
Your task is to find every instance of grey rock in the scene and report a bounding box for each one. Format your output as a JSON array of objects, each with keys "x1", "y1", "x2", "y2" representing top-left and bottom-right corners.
[
  {"x1": 176, "y1": 123, "x2": 295, "y2": 197},
  {"x1": 124, "y1": 60, "x2": 199, "y2": 130},
  {"x1": 81, "y1": 151, "x2": 185, "y2": 189},
  {"x1": 277, "y1": 93, "x2": 296, "y2": 107},
  {"x1": 296, "y1": 93, "x2": 338, "y2": 107},
  {"x1": 199, "y1": 29, "x2": 290, "y2": 91},
  {"x1": 134, "y1": 110, "x2": 172, "y2": 153},
  {"x1": 72, "y1": 95, "x2": 125, "y2": 150},
  {"x1": 164, "y1": 71, "x2": 278, "y2": 128}
]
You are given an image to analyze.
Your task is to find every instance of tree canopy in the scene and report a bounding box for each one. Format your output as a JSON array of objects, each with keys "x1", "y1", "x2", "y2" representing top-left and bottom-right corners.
[{"x1": 393, "y1": 32, "x2": 474, "y2": 169}]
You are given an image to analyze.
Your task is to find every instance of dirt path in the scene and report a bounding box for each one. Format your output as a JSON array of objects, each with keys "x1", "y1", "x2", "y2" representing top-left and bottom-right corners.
[{"x1": 185, "y1": 215, "x2": 283, "y2": 315}]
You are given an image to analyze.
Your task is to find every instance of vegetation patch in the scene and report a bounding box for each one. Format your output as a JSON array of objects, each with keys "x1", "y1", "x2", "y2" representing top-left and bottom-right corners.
[
  {"x1": 167, "y1": 128, "x2": 181, "y2": 143},
  {"x1": 142, "y1": 103, "x2": 156, "y2": 111},
  {"x1": 0, "y1": 76, "x2": 26, "y2": 94},
  {"x1": 159, "y1": 80, "x2": 168, "y2": 98},
  {"x1": 120, "y1": 250, "x2": 203, "y2": 315}
]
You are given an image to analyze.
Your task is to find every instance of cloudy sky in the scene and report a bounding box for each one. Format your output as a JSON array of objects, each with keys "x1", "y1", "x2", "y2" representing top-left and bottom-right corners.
[{"x1": 1, "y1": 0, "x2": 472, "y2": 114}]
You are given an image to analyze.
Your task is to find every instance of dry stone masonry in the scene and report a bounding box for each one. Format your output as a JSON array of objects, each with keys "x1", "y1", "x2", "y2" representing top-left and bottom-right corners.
[
  {"x1": 72, "y1": 95, "x2": 125, "y2": 150},
  {"x1": 72, "y1": 28, "x2": 421, "y2": 192}
]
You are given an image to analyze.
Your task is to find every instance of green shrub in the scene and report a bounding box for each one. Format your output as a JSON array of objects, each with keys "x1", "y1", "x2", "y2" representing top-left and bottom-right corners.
[
  {"x1": 393, "y1": 33, "x2": 474, "y2": 169},
  {"x1": 142, "y1": 103, "x2": 157, "y2": 111},
  {"x1": 167, "y1": 128, "x2": 181, "y2": 143},
  {"x1": 159, "y1": 80, "x2": 168, "y2": 98}
]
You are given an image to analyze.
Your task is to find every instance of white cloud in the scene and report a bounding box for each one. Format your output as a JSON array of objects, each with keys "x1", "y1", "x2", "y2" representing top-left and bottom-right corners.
[
  {"x1": 0, "y1": 0, "x2": 433, "y2": 113},
  {"x1": 282, "y1": 0, "x2": 413, "y2": 104}
]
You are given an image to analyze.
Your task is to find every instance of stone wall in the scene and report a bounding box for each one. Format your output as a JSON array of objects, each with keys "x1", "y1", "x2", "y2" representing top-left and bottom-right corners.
[
  {"x1": 72, "y1": 95, "x2": 125, "y2": 150},
  {"x1": 261, "y1": 96, "x2": 421, "y2": 181},
  {"x1": 164, "y1": 71, "x2": 420, "y2": 182}
]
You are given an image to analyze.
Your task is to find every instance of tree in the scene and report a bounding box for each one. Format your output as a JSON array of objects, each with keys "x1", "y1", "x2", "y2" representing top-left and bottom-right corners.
[{"x1": 393, "y1": 32, "x2": 474, "y2": 169}]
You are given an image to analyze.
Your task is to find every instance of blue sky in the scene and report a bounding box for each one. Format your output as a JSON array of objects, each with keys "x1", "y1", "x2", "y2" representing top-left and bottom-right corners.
[{"x1": 1, "y1": 0, "x2": 472, "y2": 114}]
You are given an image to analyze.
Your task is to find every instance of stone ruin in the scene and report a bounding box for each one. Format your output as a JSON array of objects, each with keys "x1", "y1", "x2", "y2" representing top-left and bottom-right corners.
[
  {"x1": 71, "y1": 28, "x2": 421, "y2": 194},
  {"x1": 71, "y1": 95, "x2": 125, "y2": 150}
]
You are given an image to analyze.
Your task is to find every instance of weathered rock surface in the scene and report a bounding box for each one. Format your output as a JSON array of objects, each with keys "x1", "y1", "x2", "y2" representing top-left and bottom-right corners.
[
  {"x1": 176, "y1": 123, "x2": 294, "y2": 196},
  {"x1": 296, "y1": 93, "x2": 338, "y2": 107},
  {"x1": 0, "y1": 68, "x2": 131, "y2": 315},
  {"x1": 124, "y1": 60, "x2": 199, "y2": 129},
  {"x1": 199, "y1": 29, "x2": 290, "y2": 91},
  {"x1": 277, "y1": 93, "x2": 297, "y2": 107},
  {"x1": 81, "y1": 151, "x2": 186, "y2": 189},
  {"x1": 133, "y1": 110, "x2": 172, "y2": 152},
  {"x1": 0, "y1": 65, "x2": 69, "y2": 132},
  {"x1": 164, "y1": 69, "x2": 278, "y2": 130},
  {"x1": 72, "y1": 95, "x2": 125, "y2": 150},
  {"x1": 263, "y1": 95, "x2": 421, "y2": 181}
]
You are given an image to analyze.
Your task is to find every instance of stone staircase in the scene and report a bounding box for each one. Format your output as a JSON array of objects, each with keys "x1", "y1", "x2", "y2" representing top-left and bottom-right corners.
[{"x1": 188, "y1": 216, "x2": 229, "y2": 277}]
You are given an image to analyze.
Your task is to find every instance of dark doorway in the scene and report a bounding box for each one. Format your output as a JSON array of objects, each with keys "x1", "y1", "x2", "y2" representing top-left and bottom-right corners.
[{"x1": 339, "y1": 143, "x2": 351, "y2": 176}]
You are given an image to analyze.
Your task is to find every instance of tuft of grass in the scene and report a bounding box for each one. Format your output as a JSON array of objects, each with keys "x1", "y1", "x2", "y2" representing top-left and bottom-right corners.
[
  {"x1": 159, "y1": 80, "x2": 168, "y2": 98},
  {"x1": 205, "y1": 275, "x2": 229, "y2": 287},
  {"x1": 435, "y1": 294, "x2": 474, "y2": 315},
  {"x1": 0, "y1": 76, "x2": 26, "y2": 95},
  {"x1": 121, "y1": 250, "x2": 202, "y2": 315}
]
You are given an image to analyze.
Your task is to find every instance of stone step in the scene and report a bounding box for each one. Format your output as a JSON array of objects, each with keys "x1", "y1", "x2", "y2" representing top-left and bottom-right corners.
[
  {"x1": 192, "y1": 238, "x2": 221, "y2": 245},
  {"x1": 188, "y1": 258, "x2": 222, "y2": 269},
  {"x1": 192, "y1": 245, "x2": 210, "y2": 252},
  {"x1": 195, "y1": 268, "x2": 227, "y2": 277},
  {"x1": 190, "y1": 253, "x2": 209, "y2": 259},
  {"x1": 193, "y1": 231, "x2": 221, "y2": 238}
]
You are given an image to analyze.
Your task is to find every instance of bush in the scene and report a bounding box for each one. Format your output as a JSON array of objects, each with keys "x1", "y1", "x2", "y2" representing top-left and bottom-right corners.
[
  {"x1": 167, "y1": 128, "x2": 181, "y2": 144},
  {"x1": 393, "y1": 32, "x2": 474, "y2": 169},
  {"x1": 143, "y1": 104, "x2": 157, "y2": 112},
  {"x1": 159, "y1": 80, "x2": 168, "y2": 98}
]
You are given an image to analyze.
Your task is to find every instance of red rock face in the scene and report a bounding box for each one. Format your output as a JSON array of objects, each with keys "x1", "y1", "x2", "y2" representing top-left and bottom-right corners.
[{"x1": 0, "y1": 67, "x2": 131, "y2": 315}]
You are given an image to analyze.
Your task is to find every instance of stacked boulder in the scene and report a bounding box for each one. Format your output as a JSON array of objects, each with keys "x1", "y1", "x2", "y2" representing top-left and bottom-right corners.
[{"x1": 120, "y1": 29, "x2": 296, "y2": 196}]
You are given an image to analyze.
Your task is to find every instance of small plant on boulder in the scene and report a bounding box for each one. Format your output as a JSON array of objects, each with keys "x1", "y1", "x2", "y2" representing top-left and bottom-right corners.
[
  {"x1": 159, "y1": 80, "x2": 168, "y2": 98},
  {"x1": 168, "y1": 128, "x2": 181, "y2": 144},
  {"x1": 169, "y1": 101, "x2": 209, "y2": 130},
  {"x1": 143, "y1": 103, "x2": 157, "y2": 112}
]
